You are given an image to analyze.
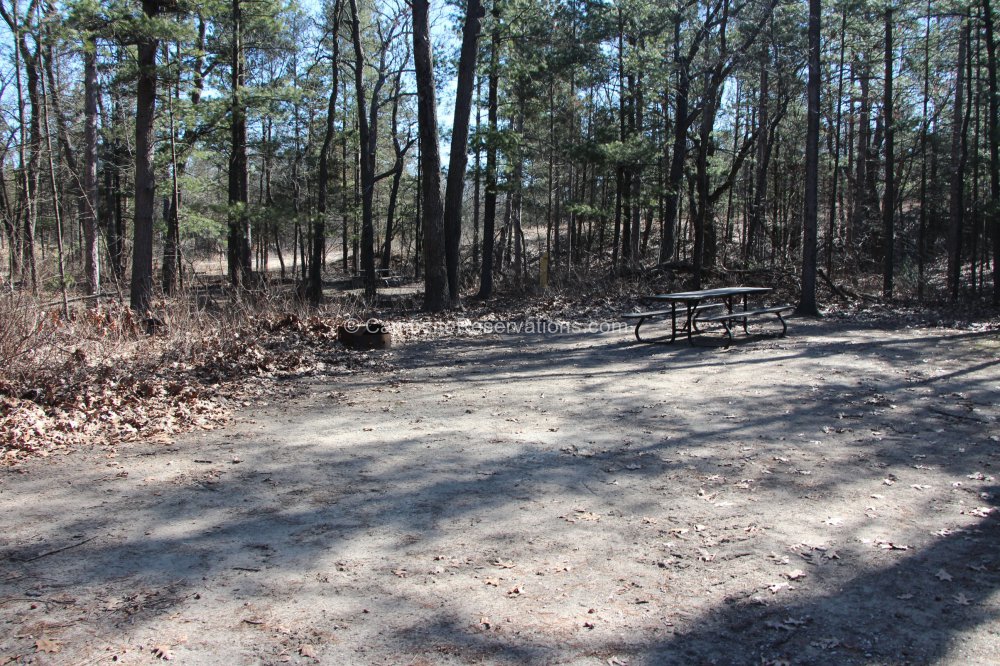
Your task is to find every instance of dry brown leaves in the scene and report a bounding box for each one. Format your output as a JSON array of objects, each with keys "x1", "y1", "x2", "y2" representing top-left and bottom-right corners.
[{"x1": 0, "y1": 309, "x2": 390, "y2": 464}]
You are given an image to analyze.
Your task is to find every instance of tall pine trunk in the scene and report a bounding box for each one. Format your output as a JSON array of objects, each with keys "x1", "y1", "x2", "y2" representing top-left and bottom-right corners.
[
  {"x1": 948, "y1": 21, "x2": 969, "y2": 300},
  {"x1": 130, "y1": 0, "x2": 160, "y2": 313},
  {"x1": 660, "y1": 15, "x2": 688, "y2": 265},
  {"x1": 82, "y1": 36, "x2": 100, "y2": 296},
  {"x1": 442, "y1": 0, "x2": 484, "y2": 302},
  {"x1": 228, "y1": 0, "x2": 252, "y2": 287},
  {"x1": 983, "y1": 0, "x2": 1000, "y2": 304},
  {"x1": 797, "y1": 0, "x2": 820, "y2": 316},
  {"x1": 477, "y1": 24, "x2": 499, "y2": 300},
  {"x1": 882, "y1": 8, "x2": 895, "y2": 299},
  {"x1": 412, "y1": 0, "x2": 447, "y2": 309},
  {"x1": 308, "y1": 0, "x2": 342, "y2": 304},
  {"x1": 347, "y1": 0, "x2": 377, "y2": 298}
]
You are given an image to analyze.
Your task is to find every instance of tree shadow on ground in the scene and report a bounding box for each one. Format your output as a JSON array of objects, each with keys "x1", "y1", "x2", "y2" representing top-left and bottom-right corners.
[
  {"x1": 1, "y1": 318, "x2": 997, "y2": 662},
  {"x1": 387, "y1": 488, "x2": 1000, "y2": 665}
]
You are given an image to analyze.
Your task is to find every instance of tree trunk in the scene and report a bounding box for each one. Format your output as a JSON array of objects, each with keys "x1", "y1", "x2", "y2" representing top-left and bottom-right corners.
[
  {"x1": 826, "y1": 6, "x2": 847, "y2": 277},
  {"x1": 162, "y1": 43, "x2": 182, "y2": 296},
  {"x1": 381, "y1": 68, "x2": 414, "y2": 270},
  {"x1": 477, "y1": 23, "x2": 499, "y2": 300},
  {"x1": 748, "y1": 64, "x2": 769, "y2": 260},
  {"x1": 412, "y1": 0, "x2": 447, "y2": 309},
  {"x1": 948, "y1": 22, "x2": 969, "y2": 300},
  {"x1": 347, "y1": 0, "x2": 377, "y2": 298},
  {"x1": 308, "y1": 0, "x2": 342, "y2": 304},
  {"x1": 630, "y1": 47, "x2": 643, "y2": 262},
  {"x1": 852, "y1": 59, "x2": 871, "y2": 255},
  {"x1": 983, "y1": 0, "x2": 1000, "y2": 304},
  {"x1": 39, "y1": 43, "x2": 68, "y2": 317},
  {"x1": 342, "y1": 114, "x2": 350, "y2": 273},
  {"x1": 472, "y1": 74, "x2": 482, "y2": 273},
  {"x1": 130, "y1": 0, "x2": 161, "y2": 313},
  {"x1": 228, "y1": 0, "x2": 252, "y2": 287},
  {"x1": 882, "y1": 8, "x2": 895, "y2": 299},
  {"x1": 511, "y1": 103, "x2": 525, "y2": 282},
  {"x1": 24, "y1": 40, "x2": 40, "y2": 291},
  {"x1": 660, "y1": 15, "x2": 688, "y2": 265},
  {"x1": 82, "y1": 35, "x2": 100, "y2": 296},
  {"x1": 443, "y1": 0, "x2": 484, "y2": 302},
  {"x1": 796, "y1": 0, "x2": 821, "y2": 316},
  {"x1": 918, "y1": 0, "x2": 932, "y2": 300}
]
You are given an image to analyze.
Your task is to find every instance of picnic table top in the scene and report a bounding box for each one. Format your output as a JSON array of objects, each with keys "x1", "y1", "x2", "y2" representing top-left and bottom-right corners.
[{"x1": 647, "y1": 286, "x2": 772, "y2": 302}]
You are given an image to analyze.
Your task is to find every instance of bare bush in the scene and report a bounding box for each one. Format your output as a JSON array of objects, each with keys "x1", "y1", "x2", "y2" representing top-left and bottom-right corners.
[{"x1": 0, "y1": 286, "x2": 353, "y2": 462}]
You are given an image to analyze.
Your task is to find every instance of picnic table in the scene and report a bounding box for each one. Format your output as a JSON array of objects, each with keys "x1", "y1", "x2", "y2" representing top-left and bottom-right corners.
[
  {"x1": 623, "y1": 286, "x2": 792, "y2": 344},
  {"x1": 350, "y1": 268, "x2": 403, "y2": 289}
]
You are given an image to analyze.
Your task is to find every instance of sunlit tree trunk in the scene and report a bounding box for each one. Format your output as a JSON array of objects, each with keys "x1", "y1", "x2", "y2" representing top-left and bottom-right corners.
[{"x1": 82, "y1": 37, "x2": 100, "y2": 296}]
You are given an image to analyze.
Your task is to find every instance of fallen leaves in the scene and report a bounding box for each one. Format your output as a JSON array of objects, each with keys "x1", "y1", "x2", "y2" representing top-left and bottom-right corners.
[
  {"x1": 34, "y1": 637, "x2": 60, "y2": 654},
  {"x1": 560, "y1": 445, "x2": 595, "y2": 458},
  {"x1": 151, "y1": 645, "x2": 174, "y2": 660},
  {"x1": 1, "y1": 310, "x2": 389, "y2": 463},
  {"x1": 561, "y1": 510, "x2": 601, "y2": 523},
  {"x1": 766, "y1": 616, "x2": 810, "y2": 632}
]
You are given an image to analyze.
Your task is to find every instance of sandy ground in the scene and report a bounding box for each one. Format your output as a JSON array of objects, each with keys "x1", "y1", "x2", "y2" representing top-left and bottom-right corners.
[{"x1": 1, "y1": 316, "x2": 999, "y2": 665}]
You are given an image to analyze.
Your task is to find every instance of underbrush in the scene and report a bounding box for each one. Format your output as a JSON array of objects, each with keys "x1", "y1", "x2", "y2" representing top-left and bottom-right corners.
[
  {"x1": 0, "y1": 291, "x2": 361, "y2": 463},
  {"x1": 3, "y1": 263, "x2": 995, "y2": 463}
]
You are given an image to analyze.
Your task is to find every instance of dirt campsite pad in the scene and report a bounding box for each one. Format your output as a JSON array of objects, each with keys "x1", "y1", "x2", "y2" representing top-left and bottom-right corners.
[{"x1": 1, "y1": 316, "x2": 999, "y2": 665}]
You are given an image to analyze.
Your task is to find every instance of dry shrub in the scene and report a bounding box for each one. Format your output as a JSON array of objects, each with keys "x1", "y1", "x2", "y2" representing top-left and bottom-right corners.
[
  {"x1": 0, "y1": 287, "x2": 353, "y2": 463},
  {"x1": 0, "y1": 291, "x2": 57, "y2": 390}
]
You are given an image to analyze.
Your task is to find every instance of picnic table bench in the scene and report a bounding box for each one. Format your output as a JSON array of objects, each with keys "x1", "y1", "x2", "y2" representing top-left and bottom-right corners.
[
  {"x1": 624, "y1": 287, "x2": 792, "y2": 344},
  {"x1": 623, "y1": 302, "x2": 725, "y2": 343},
  {"x1": 351, "y1": 268, "x2": 403, "y2": 289},
  {"x1": 697, "y1": 304, "x2": 794, "y2": 341}
]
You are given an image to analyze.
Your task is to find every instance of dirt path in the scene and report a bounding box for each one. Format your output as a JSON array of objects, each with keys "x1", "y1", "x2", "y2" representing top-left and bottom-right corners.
[{"x1": 2, "y1": 318, "x2": 998, "y2": 665}]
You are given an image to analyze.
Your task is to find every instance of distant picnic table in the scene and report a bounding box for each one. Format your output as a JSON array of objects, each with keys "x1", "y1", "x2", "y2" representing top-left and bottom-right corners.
[{"x1": 624, "y1": 286, "x2": 793, "y2": 345}]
